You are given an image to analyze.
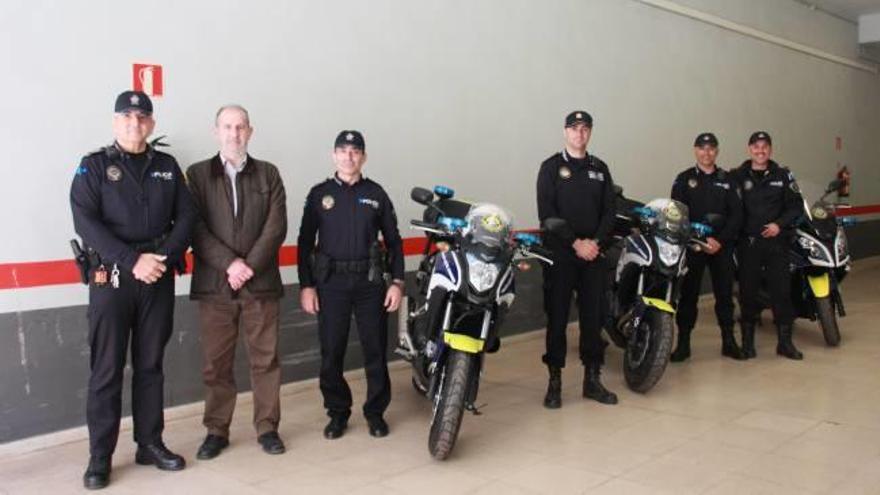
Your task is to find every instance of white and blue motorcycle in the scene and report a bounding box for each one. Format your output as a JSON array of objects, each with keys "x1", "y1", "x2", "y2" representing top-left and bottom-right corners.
[{"x1": 396, "y1": 186, "x2": 552, "y2": 460}]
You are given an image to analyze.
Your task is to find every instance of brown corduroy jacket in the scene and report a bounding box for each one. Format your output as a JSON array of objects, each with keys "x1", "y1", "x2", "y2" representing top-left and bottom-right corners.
[{"x1": 186, "y1": 154, "x2": 287, "y2": 301}]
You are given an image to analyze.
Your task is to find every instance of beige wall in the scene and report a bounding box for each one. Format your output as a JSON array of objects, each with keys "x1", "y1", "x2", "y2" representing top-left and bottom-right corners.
[{"x1": 0, "y1": 0, "x2": 877, "y2": 290}]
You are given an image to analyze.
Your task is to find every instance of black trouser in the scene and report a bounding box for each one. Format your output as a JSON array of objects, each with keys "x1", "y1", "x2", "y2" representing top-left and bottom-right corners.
[
  {"x1": 316, "y1": 273, "x2": 390, "y2": 420},
  {"x1": 86, "y1": 269, "x2": 175, "y2": 458},
  {"x1": 676, "y1": 247, "x2": 736, "y2": 331},
  {"x1": 543, "y1": 256, "x2": 607, "y2": 368},
  {"x1": 738, "y1": 237, "x2": 794, "y2": 325}
]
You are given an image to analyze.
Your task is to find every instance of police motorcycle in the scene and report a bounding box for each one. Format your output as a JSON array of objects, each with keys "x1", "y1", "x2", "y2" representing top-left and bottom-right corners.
[
  {"x1": 787, "y1": 179, "x2": 855, "y2": 346},
  {"x1": 545, "y1": 196, "x2": 717, "y2": 393},
  {"x1": 395, "y1": 185, "x2": 552, "y2": 460}
]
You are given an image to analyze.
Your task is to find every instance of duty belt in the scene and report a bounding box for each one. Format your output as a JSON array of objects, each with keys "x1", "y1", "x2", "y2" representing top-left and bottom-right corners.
[{"x1": 330, "y1": 259, "x2": 371, "y2": 274}]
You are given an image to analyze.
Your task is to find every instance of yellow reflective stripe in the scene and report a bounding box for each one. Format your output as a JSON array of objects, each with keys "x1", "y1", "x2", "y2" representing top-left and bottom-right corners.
[
  {"x1": 643, "y1": 297, "x2": 675, "y2": 314},
  {"x1": 807, "y1": 274, "x2": 830, "y2": 298},
  {"x1": 443, "y1": 332, "x2": 484, "y2": 353}
]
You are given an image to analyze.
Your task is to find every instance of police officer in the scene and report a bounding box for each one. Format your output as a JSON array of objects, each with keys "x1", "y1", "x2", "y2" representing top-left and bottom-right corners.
[
  {"x1": 297, "y1": 130, "x2": 405, "y2": 439},
  {"x1": 70, "y1": 91, "x2": 196, "y2": 490},
  {"x1": 732, "y1": 131, "x2": 804, "y2": 360},
  {"x1": 537, "y1": 110, "x2": 617, "y2": 409},
  {"x1": 670, "y1": 133, "x2": 745, "y2": 362}
]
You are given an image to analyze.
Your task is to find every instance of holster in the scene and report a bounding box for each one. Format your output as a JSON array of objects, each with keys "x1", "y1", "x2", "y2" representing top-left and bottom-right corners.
[{"x1": 70, "y1": 239, "x2": 91, "y2": 285}]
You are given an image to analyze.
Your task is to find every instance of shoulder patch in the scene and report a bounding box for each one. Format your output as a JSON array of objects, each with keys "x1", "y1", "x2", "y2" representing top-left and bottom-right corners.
[{"x1": 74, "y1": 164, "x2": 88, "y2": 176}]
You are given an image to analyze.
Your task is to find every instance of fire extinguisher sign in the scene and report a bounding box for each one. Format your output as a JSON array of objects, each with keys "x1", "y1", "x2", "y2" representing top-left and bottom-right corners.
[{"x1": 132, "y1": 63, "x2": 163, "y2": 97}]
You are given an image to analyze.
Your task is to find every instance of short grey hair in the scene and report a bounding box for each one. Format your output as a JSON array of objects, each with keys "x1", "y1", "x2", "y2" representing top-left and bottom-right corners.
[{"x1": 215, "y1": 104, "x2": 251, "y2": 126}]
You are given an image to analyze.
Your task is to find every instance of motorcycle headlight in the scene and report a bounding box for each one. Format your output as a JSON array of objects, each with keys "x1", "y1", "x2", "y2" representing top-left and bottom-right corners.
[
  {"x1": 797, "y1": 236, "x2": 831, "y2": 262},
  {"x1": 466, "y1": 253, "x2": 500, "y2": 292},
  {"x1": 835, "y1": 229, "x2": 849, "y2": 260},
  {"x1": 655, "y1": 238, "x2": 683, "y2": 266}
]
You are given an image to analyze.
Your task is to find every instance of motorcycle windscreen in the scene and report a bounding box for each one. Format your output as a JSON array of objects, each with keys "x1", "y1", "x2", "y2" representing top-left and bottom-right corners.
[
  {"x1": 462, "y1": 203, "x2": 514, "y2": 254},
  {"x1": 807, "y1": 204, "x2": 837, "y2": 241},
  {"x1": 644, "y1": 198, "x2": 691, "y2": 243}
]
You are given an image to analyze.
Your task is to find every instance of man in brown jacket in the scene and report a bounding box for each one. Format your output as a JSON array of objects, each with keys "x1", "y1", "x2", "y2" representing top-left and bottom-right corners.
[{"x1": 186, "y1": 105, "x2": 287, "y2": 459}]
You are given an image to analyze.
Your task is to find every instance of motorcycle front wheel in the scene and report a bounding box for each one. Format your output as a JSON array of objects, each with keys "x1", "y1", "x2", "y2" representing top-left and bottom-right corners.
[
  {"x1": 816, "y1": 296, "x2": 841, "y2": 347},
  {"x1": 624, "y1": 308, "x2": 674, "y2": 393},
  {"x1": 428, "y1": 350, "x2": 475, "y2": 460}
]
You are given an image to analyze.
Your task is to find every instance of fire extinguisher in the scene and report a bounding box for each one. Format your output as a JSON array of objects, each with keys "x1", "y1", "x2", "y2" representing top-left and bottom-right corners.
[{"x1": 837, "y1": 165, "x2": 850, "y2": 199}]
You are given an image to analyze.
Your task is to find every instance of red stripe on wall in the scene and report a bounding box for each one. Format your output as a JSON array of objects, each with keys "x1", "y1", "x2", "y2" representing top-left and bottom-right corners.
[
  {"x1": 0, "y1": 236, "x2": 433, "y2": 290},
  {"x1": 834, "y1": 204, "x2": 880, "y2": 216},
  {"x1": 0, "y1": 208, "x2": 875, "y2": 291}
]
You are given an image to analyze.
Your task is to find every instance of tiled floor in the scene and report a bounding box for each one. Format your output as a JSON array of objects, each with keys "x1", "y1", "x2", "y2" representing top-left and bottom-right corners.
[{"x1": 2, "y1": 257, "x2": 879, "y2": 494}]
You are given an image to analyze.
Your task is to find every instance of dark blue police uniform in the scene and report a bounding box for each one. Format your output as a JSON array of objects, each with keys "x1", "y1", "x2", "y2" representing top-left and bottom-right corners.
[
  {"x1": 670, "y1": 146, "x2": 745, "y2": 361},
  {"x1": 731, "y1": 132, "x2": 804, "y2": 359},
  {"x1": 70, "y1": 142, "x2": 196, "y2": 459},
  {"x1": 297, "y1": 174, "x2": 404, "y2": 423},
  {"x1": 537, "y1": 148, "x2": 616, "y2": 369}
]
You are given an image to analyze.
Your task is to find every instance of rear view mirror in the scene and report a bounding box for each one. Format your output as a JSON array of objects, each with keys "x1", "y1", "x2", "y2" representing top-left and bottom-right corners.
[
  {"x1": 825, "y1": 179, "x2": 842, "y2": 194},
  {"x1": 411, "y1": 187, "x2": 434, "y2": 205}
]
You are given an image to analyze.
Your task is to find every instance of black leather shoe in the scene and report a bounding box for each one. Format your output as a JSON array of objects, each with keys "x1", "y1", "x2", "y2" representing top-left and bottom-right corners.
[
  {"x1": 258, "y1": 431, "x2": 286, "y2": 454},
  {"x1": 135, "y1": 442, "x2": 186, "y2": 471},
  {"x1": 583, "y1": 365, "x2": 618, "y2": 405},
  {"x1": 83, "y1": 456, "x2": 111, "y2": 490},
  {"x1": 543, "y1": 365, "x2": 562, "y2": 409},
  {"x1": 323, "y1": 416, "x2": 348, "y2": 440},
  {"x1": 196, "y1": 434, "x2": 229, "y2": 460},
  {"x1": 367, "y1": 417, "x2": 389, "y2": 438}
]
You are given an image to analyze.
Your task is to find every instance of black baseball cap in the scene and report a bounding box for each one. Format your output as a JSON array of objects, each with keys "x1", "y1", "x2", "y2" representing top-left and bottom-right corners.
[
  {"x1": 334, "y1": 130, "x2": 365, "y2": 150},
  {"x1": 748, "y1": 131, "x2": 772, "y2": 146},
  {"x1": 565, "y1": 110, "x2": 593, "y2": 128},
  {"x1": 694, "y1": 132, "x2": 719, "y2": 147},
  {"x1": 114, "y1": 90, "x2": 153, "y2": 115}
]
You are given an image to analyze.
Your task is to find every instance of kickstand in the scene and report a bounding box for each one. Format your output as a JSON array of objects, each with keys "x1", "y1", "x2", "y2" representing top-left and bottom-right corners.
[{"x1": 466, "y1": 402, "x2": 487, "y2": 415}]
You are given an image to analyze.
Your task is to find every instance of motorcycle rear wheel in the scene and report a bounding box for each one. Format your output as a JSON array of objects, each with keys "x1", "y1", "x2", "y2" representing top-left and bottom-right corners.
[
  {"x1": 816, "y1": 296, "x2": 841, "y2": 347},
  {"x1": 624, "y1": 309, "x2": 673, "y2": 393},
  {"x1": 428, "y1": 350, "x2": 474, "y2": 460}
]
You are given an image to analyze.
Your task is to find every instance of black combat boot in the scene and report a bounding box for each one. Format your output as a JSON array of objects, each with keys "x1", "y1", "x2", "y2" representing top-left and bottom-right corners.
[
  {"x1": 720, "y1": 325, "x2": 746, "y2": 360},
  {"x1": 583, "y1": 364, "x2": 618, "y2": 405},
  {"x1": 776, "y1": 324, "x2": 803, "y2": 360},
  {"x1": 670, "y1": 327, "x2": 692, "y2": 362},
  {"x1": 740, "y1": 320, "x2": 756, "y2": 359},
  {"x1": 543, "y1": 365, "x2": 562, "y2": 409}
]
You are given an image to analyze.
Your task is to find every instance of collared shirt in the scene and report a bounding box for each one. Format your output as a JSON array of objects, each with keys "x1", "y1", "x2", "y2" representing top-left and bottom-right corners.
[
  {"x1": 731, "y1": 159, "x2": 803, "y2": 237},
  {"x1": 670, "y1": 163, "x2": 743, "y2": 243},
  {"x1": 536, "y1": 149, "x2": 616, "y2": 255},
  {"x1": 222, "y1": 155, "x2": 247, "y2": 216},
  {"x1": 297, "y1": 173, "x2": 404, "y2": 287},
  {"x1": 70, "y1": 143, "x2": 196, "y2": 271}
]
